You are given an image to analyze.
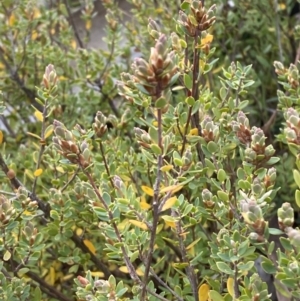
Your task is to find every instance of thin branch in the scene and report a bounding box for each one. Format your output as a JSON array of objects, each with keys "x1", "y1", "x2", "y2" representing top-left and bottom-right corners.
[
  {"x1": 140, "y1": 107, "x2": 163, "y2": 301},
  {"x1": 32, "y1": 98, "x2": 49, "y2": 195},
  {"x1": 61, "y1": 167, "x2": 80, "y2": 193},
  {"x1": 99, "y1": 141, "x2": 114, "y2": 187},
  {"x1": 173, "y1": 209, "x2": 199, "y2": 301},
  {"x1": 63, "y1": 0, "x2": 84, "y2": 48}
]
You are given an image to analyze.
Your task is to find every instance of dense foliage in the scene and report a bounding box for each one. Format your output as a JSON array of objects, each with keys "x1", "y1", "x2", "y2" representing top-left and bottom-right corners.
[{"x1": 1, "y1": 0, "x2": 300, "y2": 301}]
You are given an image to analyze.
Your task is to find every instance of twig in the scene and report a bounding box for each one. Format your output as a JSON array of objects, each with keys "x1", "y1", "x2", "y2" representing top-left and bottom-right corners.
[
  {"x1": 140, "y1": 107, "x2": 163, "y2": 301},
  {"x1": 63, "y1": 0, "x2": 84, "y2": 48},
  {"x1": 190, "y1": 30, "x2": 205, "y2": 166},
  {"x1": 61, "y1": 167, "x2": 80, "y2": 193},
  {"x1": 99, "y1": 141, "x2": 114, "y2": 187},
  {"x1": 173, "y1": 209, "x2": 199, "y2": 301},
  {"x1": 32, "y1": 97, "x2": 49, "y2": 195},
  {"x1": 82, "y1": 168, "x2": 142, "y2": 284}
]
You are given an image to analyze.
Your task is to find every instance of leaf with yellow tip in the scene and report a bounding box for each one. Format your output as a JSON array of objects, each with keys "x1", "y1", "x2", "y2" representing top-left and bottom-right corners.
[
  {"x1": 164, "y1": 220, "x2": 176, "y2": 228},
  {"x1": 23, "y1": 210, "x2": 33, "y2": 216},
  {"x1": 198, "y1": 283, "x2": 210, "y2": 301},
  {"x1": 152, "y1": 121, "x2": 158, "y2": 127},
  {"x1": 119, "y1": 266, "x2": 129, "y2": 273},
  {"x1": 45, "y1": 124, "x2": 53, "y2": 139},
  {"x1": 160, "y1": 165, "x2": 173, "y2": 172},
  {"x1": 189, "y1": 128, "x2": 198, "y2": 136},
  {"x1": 34, "y1": 168, "x2": 43, "y2": 177},
  {"x1": 160, "y1": 184, "x2": 183, "y2": 194},
  {"x1": 186, "y1": 238, "x2": 201, "y2": 250},
  {"x1": 0, "y1": 130, "x2": 3, "y2": 144},
  {"x1": 83, "y1": 239, "x2": 96, "y2": 255},
  {"x1": 161, "y1": 197, "x2": 177, "y2": 212},
  {"x1": 34, "y1": 110, "x2": 44, "y2": 122},
  {"x1": 136, "y1": 267, "x2": 144, "y2": 276},
  {"x1": 27, "y1": 132, "x2": 41, "y2": 140},
  {"x1": 141, "y1": 185, "x2": 154, "y2": 197},
  {"x1": 227, "y1": 277, "x2": 234, "y2": 297},
  {"x1": 56, "y1": 166, "x2": 65, "y2": 173},
  {"x1": 128, "y1": 220, "x2": 148, "y2": 230},
  {"x1": 3, "y1": 250, "x2": 11, "y2": 261}
]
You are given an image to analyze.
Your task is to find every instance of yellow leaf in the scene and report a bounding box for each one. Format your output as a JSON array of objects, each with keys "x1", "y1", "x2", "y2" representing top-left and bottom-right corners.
[
  {"x1": 189, "y1": 128, "x2": 198, "y2": 136},
  {"x1": 8, "y1": 13, "x2": 16, "y2": 26},
  {"x1": 136, "y1": 267, "x2": 144, "y2": 276},
  {"x1": 119, "y1": 266, "x2": 129, "y2": 273},
  {"x1": 23, "y1": 210, "x2": 33, "y2": 216},
  {"x1": 160, "y1": 185, "x2": 183, "y2": 194},
  {"x1": 128, "y1": 219, "x2": 148, "y2": 230},
  {"x1": 279, "y1": 3, "x2": 286, "y2": 10},
  {"x1": 33, "y1": 8, "x2": 41, "y2": 19},
  {"x1": 71, "y1": 40, "x2": 77, "y2": 49},
  {"x1": 34, "y1": 110, "x2": 44, "y2": 122},
  {"x1": 201, "y1": 34, "x2": 213, "y2": 46},
  {"x1": 141, "y1": 185, "x2": 154, "y2": 197},
  {"x1": 85, "y1": 20, "x2": 92, "y2": 30},
  {"x1": 140, "y1": 201, "x2": 151, "y2": 210},
  {"x1": 27, "y1": 132, "x2": 41, "y2": 140},
  {"x1": 198, "y1": 283, "x2": 210, "y2": 301},
  {"x1": 0, "y1": 130, "x2": 3, "y2": 144},
  {"x1": 3, "y1": 250, "x2": 11, "y2": 261},
  {"x1": 227, "y1": 277, "x2": 234, "y2": 297},
  {"x1": 34, "y1": 168, "x2": 43, "y2": 177},
  {"x1": 76, "y1": 228, "x2": 83, "y2": 236},
  {"x1": 161, "y1": 197, "x2": 177, "y2": 212},
  {"x1": 160, "y1": 165, "x2": 173, "y2": 172},
  {"x1": 31, "y1": 30, "x2": 39, "y2": 41},
  {"x1": 186, "y1": 238, "x2": 201, "y2": 250},
  {"x1": 90, "y1": 271, "x2": 104, "y2": 277},
  {"x1": 83, "y1": 239, "x2": 96, "y2": 255},
  {"x1": 152, "y1": 121, "x2": 158, "y2": 127},
  {"x1": 164, "y1": 220, "x2": 176, "y2": 228},
  {"x1": 56, "y1": 166, "x2": 65, "y2": 173},
  {"x1": 45, "y1": 125, "x2": 54, "y2": 139},
  {"x1": 45, "y1": 267, "x2": 56, "y2": 286}
]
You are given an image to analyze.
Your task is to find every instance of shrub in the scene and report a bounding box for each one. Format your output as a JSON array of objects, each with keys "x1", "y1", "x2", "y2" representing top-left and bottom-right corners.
[{"x1": 0, "y1": 0, "x2": 300, "y2": 301}]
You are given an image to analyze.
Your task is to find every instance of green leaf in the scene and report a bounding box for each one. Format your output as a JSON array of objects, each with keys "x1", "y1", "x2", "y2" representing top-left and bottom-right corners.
[
  {"x1": 209, "y1": 290, "x2": 225, "y2": 301},
  {"x1": 217, "y1": 169, "x2": 227, "y2": 182},
  {"x1": 296, "y1": 189, "x2": 300, "y2": 208},
  {"x1": 269, "y1": 228, "x2": 284, "y2": 235},
  {"x1": 183, "y1": 73, "x2": 193, "y2": 90},
  {"x1": 33, "y1": 287, "x2": 42, "y2": 301},
  {"x1": 150, "y1": 143, "x2": 162, "y2": 155},
  {"x1": 185, "y1": 96, "x2": 195, "y2": 106},
  {"x1": 217, "y1": 190, "x2": 229, "y2": 202},
  {"x1": 237, "y1": 260, "x2": 254, "y2": 271},
  {"x1": 216, "y1": 262, "x2": 233, "y2": 275},
  {"x1": 207, "y1": 141, "x2": 218, "y2": 153},
  {"x1": 293, "y1": 170, "x2": 300, "y2": 188},
  {"x1": 261, "y1": 257, "x2": 277, "y2": 274},
  {"x1": 155, "y1": 96, "x2": 167, "y2": 108}
]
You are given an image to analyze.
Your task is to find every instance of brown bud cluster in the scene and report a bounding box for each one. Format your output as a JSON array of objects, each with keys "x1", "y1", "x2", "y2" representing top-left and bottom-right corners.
[
  {"x1": 43, "y1": 64, "x2": 58, "y2": 90},
  {"x1": 232, "y1": 111, "x2": 251, "y2": 145},
  {"x1": 52, "y1": 120, "x2": 90, "y2": 168},
  {"x1": 232, "y1": 112, "x2": 275, "y2": 165},
  {"x1": 119, "y1": 34, "x2": 178, "y2": 102},
  {"x1": 0, "y1": 194, "x2": 15, "y2": 225},
  {"x1": 92, "y1": 111, "x2": 108, "y2": 138},
  {"x1": 201, "y1": 116, "x2": 219, "y2": 142},
  {"x1": 178, "y1": 2, "x2": 216, "y2": 37}
]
